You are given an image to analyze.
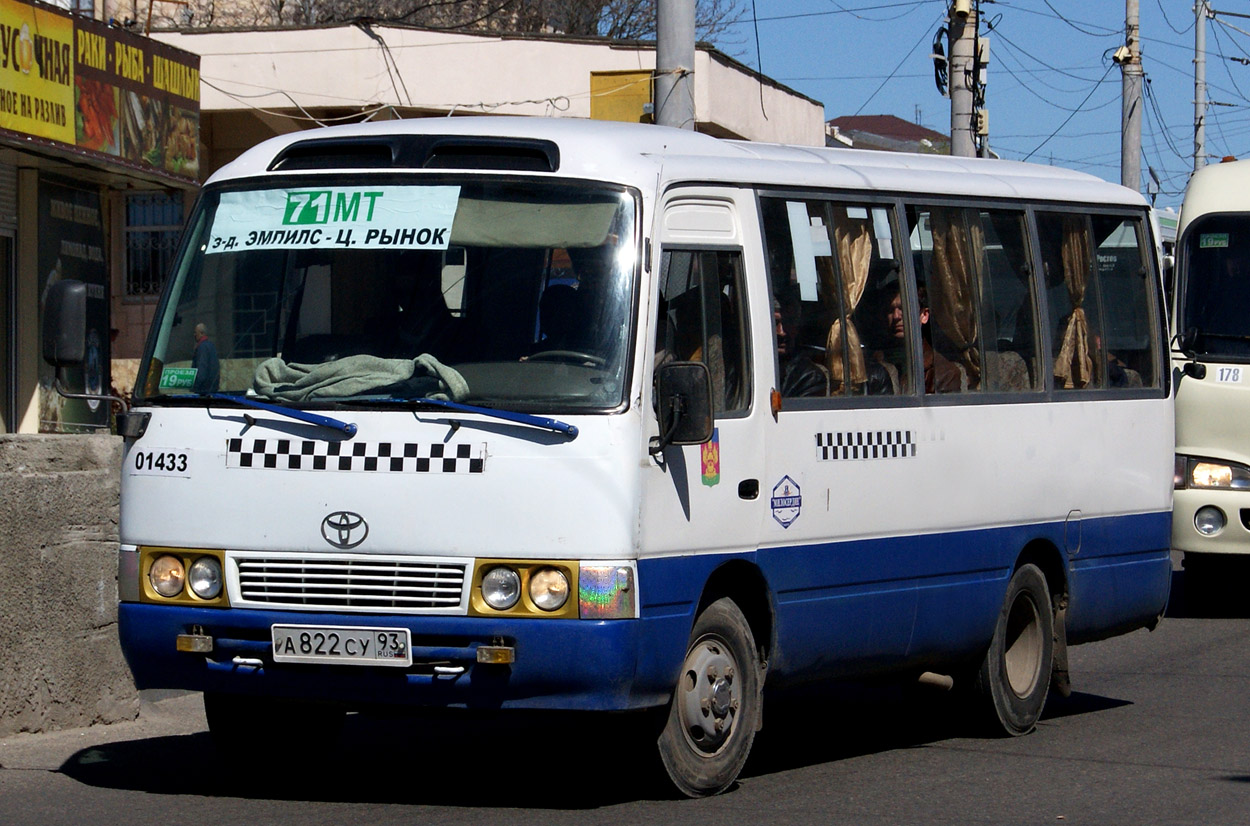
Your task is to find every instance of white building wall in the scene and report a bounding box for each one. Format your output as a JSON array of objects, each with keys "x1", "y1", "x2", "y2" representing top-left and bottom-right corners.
[{"x1": 153, "y1": 26, "x2": 824, "y2": 146}]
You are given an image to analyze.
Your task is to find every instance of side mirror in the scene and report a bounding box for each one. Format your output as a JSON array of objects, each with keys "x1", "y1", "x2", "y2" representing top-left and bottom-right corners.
[
  {"x1": 42, "y1": 279, "x2": 87, "y2": 367},
  {"x1": 651, "y1": 361, "x2": 713, "y2": 455},
  {"x1": 1179, "y1": 326, "x2": 1199, "y2": 359},
  {"x1": 1161, "y1": 253, "x2": 1175, "y2": 272}
]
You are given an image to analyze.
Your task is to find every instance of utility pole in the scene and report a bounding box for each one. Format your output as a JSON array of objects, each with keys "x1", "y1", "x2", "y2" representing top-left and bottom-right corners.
[
  {"x1": 656, "y1": 0, "x2": 695, "y2": 130},
  {"x1": 948, "y1": 0, "x2": 977, "y2": 156},
  {"x1": 1195, "y1": 0, "x2": 1208, "y2": 172},
  {"x1": 1119, "y1": 0, "x2": 1142, "y2": 191}
]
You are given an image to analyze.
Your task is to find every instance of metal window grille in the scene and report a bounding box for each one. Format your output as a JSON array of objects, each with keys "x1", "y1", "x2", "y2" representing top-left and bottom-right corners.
[{"x1": 124, "y1": 192, "x2": 183, "y2": 297}]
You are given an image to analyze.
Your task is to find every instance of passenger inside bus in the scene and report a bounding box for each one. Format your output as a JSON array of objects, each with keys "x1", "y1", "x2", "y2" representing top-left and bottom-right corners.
[
  {"x1": 775, "y1": 292, "x2": 829, "y2": 397},
  {"x1": 879, "y1": 284, "x2": 961, "y2": 394}
]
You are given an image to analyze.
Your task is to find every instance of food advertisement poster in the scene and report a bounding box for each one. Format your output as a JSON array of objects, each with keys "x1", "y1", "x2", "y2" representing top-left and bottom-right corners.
[
  {"x1": 0, "y1": 0, "x2": 199, "y2": 181},
  {"x1": 38, "y1": 177, "x2": 108, "y2": 433}
]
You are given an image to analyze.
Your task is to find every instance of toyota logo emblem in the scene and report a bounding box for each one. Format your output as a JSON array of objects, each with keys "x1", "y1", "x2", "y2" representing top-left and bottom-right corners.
[{"x1": 321, "y1": 511, "x2": 368, "y2": 549}]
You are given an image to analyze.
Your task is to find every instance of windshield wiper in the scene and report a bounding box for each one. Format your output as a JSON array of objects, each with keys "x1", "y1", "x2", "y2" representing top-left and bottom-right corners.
[
  {"x1": 359, "y1": 397, "x2": 578, "y2": 439},
  {"x1": 144, "y1": 392, "x2": 357, "y2": 436},
  {"x1": 212, "y1": 393, "x2": 358, "y2": 436}
]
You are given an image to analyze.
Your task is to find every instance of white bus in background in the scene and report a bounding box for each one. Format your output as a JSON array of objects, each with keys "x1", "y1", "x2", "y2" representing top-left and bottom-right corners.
[
  {"x1": 1171, "y1": 159, "x2": 1250, "y2": 584},
  {"x1": 43, "y1": 118, "x2": 1173, "y2": 797}
]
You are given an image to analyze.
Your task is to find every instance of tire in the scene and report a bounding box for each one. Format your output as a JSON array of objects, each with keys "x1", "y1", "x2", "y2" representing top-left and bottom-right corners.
[
  {"x1": 204, "y1": 691, "x2": 346, "y2": 766},
  {"x1": 972, "y1": 563, "x2": 1054, "y2": 736},
  {"x1": 657, "y1": 597, "x2": 762, "y2": 797}
]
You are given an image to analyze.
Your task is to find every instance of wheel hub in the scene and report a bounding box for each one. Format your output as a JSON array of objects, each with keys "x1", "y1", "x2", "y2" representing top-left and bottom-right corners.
[{"x1": 679, "y1": 639, "x2": 741, "y2": 753}]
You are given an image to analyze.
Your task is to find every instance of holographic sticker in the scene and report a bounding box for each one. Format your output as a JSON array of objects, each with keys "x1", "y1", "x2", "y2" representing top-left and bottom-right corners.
[
  {"x1": 701, "y1": 427, "x2": 721, "y2": 487},
  {"x1": 578, "y1": 565, "x2": 636, "y2": 619}
]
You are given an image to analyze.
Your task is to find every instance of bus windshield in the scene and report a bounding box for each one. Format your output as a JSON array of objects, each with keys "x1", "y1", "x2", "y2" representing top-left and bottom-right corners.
[
  {"x1": 136, "y1": 178, "x2": 638, "y2": 411},
  {"x1": 1180, "y1": 214, "x2": 1250, "y2": 359}
]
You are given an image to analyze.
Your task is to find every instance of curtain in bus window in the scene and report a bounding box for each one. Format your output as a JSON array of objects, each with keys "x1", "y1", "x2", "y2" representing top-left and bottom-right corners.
[
  {"x1": 928, "y1": 208, "x2": 982, "y2": 388},
  {"x1": 976, "y1": 211, "x2": 1038, "y2": 392},
  {"x1": 1092, "y1": 215, "x2": 1155, "y2": 388},
  {"x1": 1054, "y1": 216, "x2": 1094, "y2": 390},
  {"x1": 827, "y1": 208, "x2": 871, "y2": 392}
]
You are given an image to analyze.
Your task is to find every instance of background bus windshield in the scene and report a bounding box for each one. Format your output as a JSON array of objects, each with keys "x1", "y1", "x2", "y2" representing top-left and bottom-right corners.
[{"x1": 1181, "y1": 214, "x2": 1250, "y2": 359}]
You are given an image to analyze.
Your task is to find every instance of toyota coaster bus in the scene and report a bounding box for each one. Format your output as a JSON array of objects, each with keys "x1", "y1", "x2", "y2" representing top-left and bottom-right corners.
[{"x1": 43, "y1": 117, "x2": 1173, "y2": 796}]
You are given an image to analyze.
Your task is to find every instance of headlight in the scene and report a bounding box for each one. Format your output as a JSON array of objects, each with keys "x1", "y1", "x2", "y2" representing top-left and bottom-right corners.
[
  {"x1": 149, "y1": 555, "x2": 185, "y2": 598},
  {"x1": 1195, "y1": 506, "x2": 1226, "y2": 536},
  {"x1": 1190, "y1": 459, "x2": 1250, "y2": 489},
  {"x1": 188, "y1": 557, "x2": 223, "y2": 599},
  {"x1": 482, "y1": 567, "x2": 521, "y2": 610},
  {"x1": 529, "y1": 567, "x2": 570, "y2": 611}
]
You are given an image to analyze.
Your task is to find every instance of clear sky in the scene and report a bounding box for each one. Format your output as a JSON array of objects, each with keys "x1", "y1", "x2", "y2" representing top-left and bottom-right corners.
[{"x1": 717, "y1": 1, "x2": 1237, "y2": 211}]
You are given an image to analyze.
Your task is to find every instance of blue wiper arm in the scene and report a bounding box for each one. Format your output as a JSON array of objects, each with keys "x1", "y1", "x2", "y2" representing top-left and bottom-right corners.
[
  {"x1": 385, "y1": 397, "x2": 577, "y2": 439},
  {"x1": 211, "y1": 393, "x2": 358, "y2": 437}
]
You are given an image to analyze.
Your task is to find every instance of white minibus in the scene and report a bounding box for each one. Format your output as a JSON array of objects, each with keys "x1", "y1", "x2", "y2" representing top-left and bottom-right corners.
[
  {"x1": 1171, "y1": 159, "x2": 1250, "y2": 583},
  {"x1": 44, "y1": 117, "x2": 1173, "y2": 796}
]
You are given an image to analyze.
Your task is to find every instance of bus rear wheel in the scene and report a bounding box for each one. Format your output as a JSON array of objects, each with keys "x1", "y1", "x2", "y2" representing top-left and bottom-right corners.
[
  {"x1": 657, "y1": 597, "x2": 761, "y2": 797},
  {"x1": 971, "y1": 563, "x2": 1054, "y2": 736}
]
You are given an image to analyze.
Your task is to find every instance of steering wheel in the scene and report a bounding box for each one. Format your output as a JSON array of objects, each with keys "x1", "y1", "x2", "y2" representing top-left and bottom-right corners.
[{"x1": 527, "y1": 350, "x2": 606, "y2": 367}]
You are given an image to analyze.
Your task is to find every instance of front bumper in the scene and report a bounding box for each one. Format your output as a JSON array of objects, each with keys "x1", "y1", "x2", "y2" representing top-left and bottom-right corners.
[
  {"x1": 1173, "y1": 488, "x2": 1250, "y2": 557},
  {"x1": 119, "y1": 603, "x2": 665, "y2": 712}
]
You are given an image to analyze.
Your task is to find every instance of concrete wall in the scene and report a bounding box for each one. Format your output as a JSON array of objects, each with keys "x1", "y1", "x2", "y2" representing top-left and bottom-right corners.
[{"x1": 0, "y1": 435, "x2": 138, "y2": 735}]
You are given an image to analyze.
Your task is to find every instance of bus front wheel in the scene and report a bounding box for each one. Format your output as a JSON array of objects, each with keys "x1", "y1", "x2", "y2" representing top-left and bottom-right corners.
[
  {"x1": 972, "y1": 563, "x2": 1054, "y2": 736},
  {"x1": 657, "y1": 597, "x2": 761, "y2": 797}
]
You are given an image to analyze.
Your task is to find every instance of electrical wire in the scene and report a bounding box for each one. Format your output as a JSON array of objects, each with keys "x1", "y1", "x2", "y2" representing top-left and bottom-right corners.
[
  {"x1": 852, "y1": 10, "x2": 945, "y2": 115},
  {"x1": 1023, "y1": 62, "x2": 1116, "y2": 161},
  {"x1": 990, "y1": 1, "x2": 1119, "y2": 36},
  {"x1": 1156, "y1": 0, "x2": 1194, "y2": 35},
  {"x1": 752, "y1": 2, "x2": 935, "y2": 24},
  {"x1": 821, "y1": 0, "x2": 931, "y2": 22}
]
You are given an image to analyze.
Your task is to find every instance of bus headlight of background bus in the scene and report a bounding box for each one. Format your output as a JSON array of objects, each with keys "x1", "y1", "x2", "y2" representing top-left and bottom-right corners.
[
  {"x1": 1194, "y1": 506, "x2": 1226, "y2": 536},
  {"x1": 1176, "y1": 455, "x2": 1250, "y2": 490}
]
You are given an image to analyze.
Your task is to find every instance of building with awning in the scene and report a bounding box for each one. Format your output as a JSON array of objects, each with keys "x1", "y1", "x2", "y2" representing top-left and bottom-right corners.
[{"x1": 0, "y1": 0, "x2": 199, "y2": 434}]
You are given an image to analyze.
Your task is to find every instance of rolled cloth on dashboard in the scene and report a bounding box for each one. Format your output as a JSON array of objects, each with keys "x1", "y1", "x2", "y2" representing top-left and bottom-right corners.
[{"x1": 252, "y1": 353, "x2": 468, "y2": 402}]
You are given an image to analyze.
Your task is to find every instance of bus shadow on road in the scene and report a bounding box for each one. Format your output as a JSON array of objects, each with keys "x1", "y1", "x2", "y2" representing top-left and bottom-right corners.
[
  {"x1": 57, "y1": 710, "x2": 675, "y2": 807},
  {"x1": 740, "y1": 679, "x2": 1131, "y2": 781},
  {"x1": 57, "y1": 680, "x2": 1138, "y2": 805},
  {"x1": 1165, "y1": 563, "x2": 1250, "y2": 619}
]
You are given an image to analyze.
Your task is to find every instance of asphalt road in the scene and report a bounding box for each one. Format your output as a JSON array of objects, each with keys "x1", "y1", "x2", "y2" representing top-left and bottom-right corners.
[{"x1": 2, "y1": 556, "x2": 1247, "y2": 826}]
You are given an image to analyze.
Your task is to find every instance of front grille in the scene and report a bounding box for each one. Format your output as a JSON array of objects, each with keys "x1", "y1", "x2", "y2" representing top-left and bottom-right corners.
[{"x1": 231, "y1": 553, "x2": 469, "y2": 614}]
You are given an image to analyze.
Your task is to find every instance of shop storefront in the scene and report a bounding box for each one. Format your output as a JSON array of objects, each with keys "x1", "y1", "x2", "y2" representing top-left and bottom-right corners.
[{"x1": 0, "y1": 0, "x2": 198, "y2": 433}]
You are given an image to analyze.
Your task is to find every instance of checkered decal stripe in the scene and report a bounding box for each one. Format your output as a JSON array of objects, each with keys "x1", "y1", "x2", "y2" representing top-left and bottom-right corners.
[
  {"x1": 816, "y1": 431, "x2": 915, "y2": 461},
  {"x1": 226, "y1": 439, "x2": 486, "y2": 473}
]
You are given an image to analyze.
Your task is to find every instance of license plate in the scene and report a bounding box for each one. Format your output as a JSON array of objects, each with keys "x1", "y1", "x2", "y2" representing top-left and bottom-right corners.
[{"x1": 271, "y1": 625, "x2": 412, "y2": 667}]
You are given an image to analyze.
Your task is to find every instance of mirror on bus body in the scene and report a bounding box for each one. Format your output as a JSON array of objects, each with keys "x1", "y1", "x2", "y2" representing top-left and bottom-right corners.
[
  {"x1": 42, "y1": 279, "x2": 87, "y2": 368},
  {"x1": 1178, "y1": 326, "x2": 1208, "y2": 379},
  {"x1": 651, "y1": 361, "x2": 713, "y2": 455}
]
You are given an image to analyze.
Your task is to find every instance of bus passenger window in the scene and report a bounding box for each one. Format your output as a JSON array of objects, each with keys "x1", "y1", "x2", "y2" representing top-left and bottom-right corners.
[
  {"x1": 905, "y1": 206, "x2": 1039, "y2": 394},
  {"x1": 1036, "y1": 213, "x2": 1105, "y2": 390},
  {"x1": 655, "y1": 249, "x2": 750, "y2": 415},
  {"x1": 760, "y1": 197, "x2": 899, "y2": 399},
  {"x1": 906, "y1": 206, "x2": 979, "y2": 393},
  {"x1": 977, "y1": 211, "x2": 1039, "y2": 392},
  {"x1": 1091, "y1": 216, "x2": 1158, "y2": 388}
]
